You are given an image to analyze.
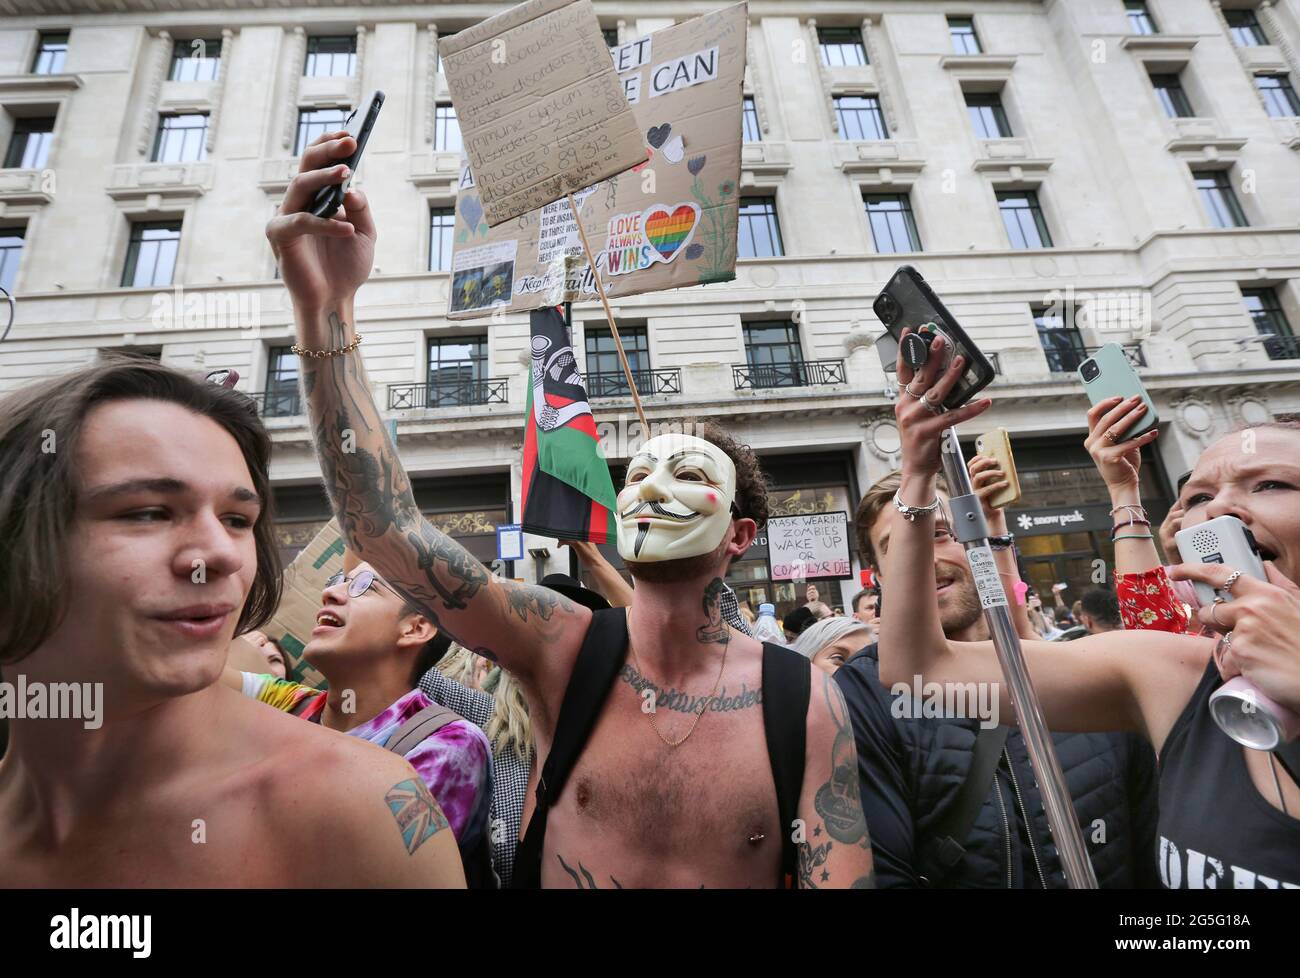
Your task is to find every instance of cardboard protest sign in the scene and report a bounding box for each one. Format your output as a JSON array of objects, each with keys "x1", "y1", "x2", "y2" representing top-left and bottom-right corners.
[
  {"x1": 446, "y1": 3, "x2": 748, "y2": 320},
  {"x1": 439, "y1": 0, "x2": 646, "y2": 227},
  {"x1": 767, "y1": 512, "x2": 853, "y2": 582},
  {"x1": 264, "y1": 520, "x2": 345, "y2": 688}
]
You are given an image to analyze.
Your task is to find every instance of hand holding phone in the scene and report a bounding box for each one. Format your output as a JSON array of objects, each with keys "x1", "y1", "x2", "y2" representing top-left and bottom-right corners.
[
  {"x1": 872, "y1": 265, "x2": 996, "y2": 410},
  {"x1": 1078, "y1": 344, "x2": 1157, "y2": 441},
  {"x1": 307, "y1": 90, "x2": 385, "y2": 219},
  {"x1": 973, "y1": 427, "x2": 1022, "y2": 509}
]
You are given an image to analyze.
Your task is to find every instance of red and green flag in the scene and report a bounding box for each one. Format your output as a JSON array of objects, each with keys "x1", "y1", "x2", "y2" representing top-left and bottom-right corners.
[{"x1": 521, "y1": 306, "x2": 617, "y2": 542}]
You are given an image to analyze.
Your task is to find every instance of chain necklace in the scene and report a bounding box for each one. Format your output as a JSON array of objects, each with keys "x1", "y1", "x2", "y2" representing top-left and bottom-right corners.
[{"x1": 629, "y1": 637, "x2": 728, "y2": 749}]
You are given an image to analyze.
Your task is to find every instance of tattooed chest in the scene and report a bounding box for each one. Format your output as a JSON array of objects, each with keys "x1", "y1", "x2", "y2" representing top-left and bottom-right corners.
[{"x1": 544, "y1": 708, "x2": 783, "y2": 884}]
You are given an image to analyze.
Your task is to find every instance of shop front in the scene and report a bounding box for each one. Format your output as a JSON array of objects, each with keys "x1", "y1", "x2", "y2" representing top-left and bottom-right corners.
[
  {"x1": 272, "y1": 473, "x2": 511, "y2": 568},
  {"x1": 989, "y1": 437, "x2": 1174, "y2": 602}
]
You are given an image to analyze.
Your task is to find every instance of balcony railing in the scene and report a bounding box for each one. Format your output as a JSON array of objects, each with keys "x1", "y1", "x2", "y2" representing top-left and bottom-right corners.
[
  {"x1": 586, "y1": 367, "x2": 682, "y2": 398},
  {"x1": 1043, "y1": 342, "x2": 1146, "y2": 374},
  {"x1": 387, "y1": 378, "x2": 509, "y2": 409},
  {"x1": 1262, "y1": 333, "x2": 1300, "y2": 361},
  {"x1": 733, "y1": 358, "x2": 846, "y2": 390},
  {"x1": 246, "y1": 388, "x2": 302, "y2": 418}
]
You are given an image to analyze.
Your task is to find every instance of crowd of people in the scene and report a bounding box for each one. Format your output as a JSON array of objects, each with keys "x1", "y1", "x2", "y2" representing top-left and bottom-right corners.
[{"x1": 0, "y1": 129, "x2": 1296, "y2": 889}]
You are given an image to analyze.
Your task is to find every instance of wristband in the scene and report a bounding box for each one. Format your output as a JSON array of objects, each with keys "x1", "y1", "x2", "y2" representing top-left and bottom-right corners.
[
  {"x1": 1113, "y1": 533, "x2": 1154, "y2": 542},
  {"x1": 988, "y1": 534, "x2": 1016, "y2": 550}
]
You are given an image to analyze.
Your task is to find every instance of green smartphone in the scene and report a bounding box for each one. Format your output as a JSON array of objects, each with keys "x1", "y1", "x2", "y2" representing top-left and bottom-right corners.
[{"x1": 1077, "y1": 343, "x2": 1157, "y2": 439}]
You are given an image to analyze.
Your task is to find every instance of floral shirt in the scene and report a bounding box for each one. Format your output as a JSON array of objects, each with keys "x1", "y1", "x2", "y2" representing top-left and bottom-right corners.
[
  {"x1": 241, "y1": 674, "x2": 492, "y2": 854},
  {"x1": 1116, "y1": 566, "x2": 1193, "y2": 634}
]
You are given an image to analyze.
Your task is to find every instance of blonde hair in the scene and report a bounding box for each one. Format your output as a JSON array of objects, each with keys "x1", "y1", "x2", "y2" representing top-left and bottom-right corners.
[
  {"x1": 482, "y1": 667, "x2": 534, "y2": 764},
  {"x1": 436, "y1": 643, "x2": 481, "y2": 687}
]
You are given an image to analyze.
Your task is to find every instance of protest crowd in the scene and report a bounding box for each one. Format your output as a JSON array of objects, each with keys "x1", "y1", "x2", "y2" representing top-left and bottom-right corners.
[{"x1": 1, "y1": 0, "x2": 1298, "y2": 895}]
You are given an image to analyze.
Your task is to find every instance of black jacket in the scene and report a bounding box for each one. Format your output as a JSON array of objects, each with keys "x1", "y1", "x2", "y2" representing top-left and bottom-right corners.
[{"x1": 835, "y1": 645, "x2": 1161, "y2": 888}]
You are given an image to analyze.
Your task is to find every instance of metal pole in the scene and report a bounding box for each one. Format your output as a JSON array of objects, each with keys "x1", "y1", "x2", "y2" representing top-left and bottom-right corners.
[{"x1": 939, "y1": 427, "x2": 1099, "y2": 889}]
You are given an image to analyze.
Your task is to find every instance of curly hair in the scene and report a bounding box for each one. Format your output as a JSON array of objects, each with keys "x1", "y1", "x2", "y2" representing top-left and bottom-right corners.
[{"x1": 682, "y1": 418, "x2": 770, "y2": 530}]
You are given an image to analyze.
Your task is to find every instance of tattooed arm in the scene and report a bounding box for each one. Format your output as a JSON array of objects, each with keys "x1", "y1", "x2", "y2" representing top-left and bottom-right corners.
[
  {"x1": 266, "y1": 131, "x2": 592, "y2": 701},
  {"x1": 795, "y1": 670, "x2": 875, "y2": 889}
]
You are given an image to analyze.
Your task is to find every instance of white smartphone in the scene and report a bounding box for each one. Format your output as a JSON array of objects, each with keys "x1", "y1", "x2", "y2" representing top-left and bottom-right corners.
[{"x1": 1174, "y1": 515, "x2": 1267, "y2": 607}]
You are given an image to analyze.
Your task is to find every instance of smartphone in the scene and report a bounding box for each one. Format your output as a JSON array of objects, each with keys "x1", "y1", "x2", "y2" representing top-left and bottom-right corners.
[
  {"x1": 1174, "y1": 515, "x2": 1267, "y2": 607},
  {"x1": 1077, "y1": 343, "x2": 1157, "y2": 440},
  {"x1": 872, "y1": 266, "x2": 996, "y2": 410},
  {"x1": 307, "y1": 89, "x2": 385, "y2": 219},
  {"x1": 974, "y1": 426, "x2": 1022, "y2": 509}
]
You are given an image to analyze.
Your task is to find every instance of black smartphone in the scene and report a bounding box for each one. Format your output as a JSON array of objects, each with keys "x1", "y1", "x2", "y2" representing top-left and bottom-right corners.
[
  {"x1": 307, "y1": 89, "x2": 385, "y2": 219},
  {"x1": 872, "y1": 265, "x2": 996, "y2": 410}
]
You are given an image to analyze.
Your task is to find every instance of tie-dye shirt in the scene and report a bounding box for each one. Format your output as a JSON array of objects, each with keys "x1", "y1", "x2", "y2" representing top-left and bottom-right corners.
[{"x1": 240, "y1": 674, "x2": 493, "y2": 859}]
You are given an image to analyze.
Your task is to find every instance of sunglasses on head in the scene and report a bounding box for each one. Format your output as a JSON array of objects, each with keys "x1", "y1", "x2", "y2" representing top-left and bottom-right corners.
[{"x1": 325, "y1": 569, "x2": 399, "y2": 599}]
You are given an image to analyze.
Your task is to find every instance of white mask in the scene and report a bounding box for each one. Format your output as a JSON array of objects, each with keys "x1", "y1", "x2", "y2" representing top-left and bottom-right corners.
[{"x1": 616, "y1": 433, "x2": 738, "y2": 563}]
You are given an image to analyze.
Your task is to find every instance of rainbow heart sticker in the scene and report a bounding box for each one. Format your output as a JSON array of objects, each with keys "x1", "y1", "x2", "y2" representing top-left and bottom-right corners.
[{"x1": 643, "y1": 203, "x2": 699, "y2": 261}]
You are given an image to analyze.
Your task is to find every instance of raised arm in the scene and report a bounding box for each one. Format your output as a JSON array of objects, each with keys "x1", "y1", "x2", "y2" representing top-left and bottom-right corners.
[
  {"x1": 569, "y1": 540, "x2": 635, "y2": 607},
  {"x1": 875, "y1": 330, "x2": 1212, "y2": 751},
  {"x1": 265, "y1": 132, "x2": 591, "y2": 699}
]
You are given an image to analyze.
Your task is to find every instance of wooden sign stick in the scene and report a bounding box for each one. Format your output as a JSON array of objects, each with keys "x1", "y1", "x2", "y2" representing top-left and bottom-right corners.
[{"x1": 566, "y1": 193, "x2": 649, "y2": 433}]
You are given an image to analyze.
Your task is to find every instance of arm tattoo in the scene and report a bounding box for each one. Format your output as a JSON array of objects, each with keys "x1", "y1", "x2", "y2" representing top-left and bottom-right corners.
[
  {"x1": 814, "y1": 674, "x2": 871, "y2": 850},
  {"x1": 504, "y1": 583, "x2": 577, "y2": 624},
  {"x1": 696, "y1": 577, "x2": 730, "y2": 646},
  {"x1": 798, "y1": 840, "x2": 833, "y2": 890},
  {"x1": 556, "y1": 854, "x2": 623, "y2": 889},
  {"x1": 385, "y1": 778, "x2": 449, "y2": 855}
]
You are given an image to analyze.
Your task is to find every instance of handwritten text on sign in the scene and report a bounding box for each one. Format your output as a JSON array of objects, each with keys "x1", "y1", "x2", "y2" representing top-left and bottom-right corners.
[
  {"x1": 767, "y1": 512, "x2": 853, "y2": 581},
  {"x1": 438, "y1": 0, "x2": 645, "y2": 226}
]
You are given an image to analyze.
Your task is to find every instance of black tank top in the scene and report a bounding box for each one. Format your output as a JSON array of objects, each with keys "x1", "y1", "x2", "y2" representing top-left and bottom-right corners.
[{"x1": 1157, "y1": 661, "x2": 1300, "y2": 888}]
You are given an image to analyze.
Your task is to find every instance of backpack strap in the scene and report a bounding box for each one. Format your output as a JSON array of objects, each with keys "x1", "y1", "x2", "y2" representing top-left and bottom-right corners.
[
  {"x1": 760, "y1": 641, "x2": 811, "y2": 888},
  {"x1": 918, "y1": 724, "x2": 1010, "y2": 886},
  {"x1": 512, "y1": 607, "x2": 628, "y2": 889},
  {"x1": 384, "y1": 704, "x2": 462, "y2": 757}
]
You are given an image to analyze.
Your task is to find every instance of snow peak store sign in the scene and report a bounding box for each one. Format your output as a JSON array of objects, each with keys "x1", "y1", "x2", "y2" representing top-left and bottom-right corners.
[{"x1": 1007, "y1": 502, "x2": 1114, "y2": 536}]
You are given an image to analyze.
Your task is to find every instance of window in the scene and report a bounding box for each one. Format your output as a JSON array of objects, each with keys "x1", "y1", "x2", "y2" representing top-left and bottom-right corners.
[
  {"x1": 435, "y1": 104, "x2": 462, "y2": 152},
  {"x1": 263, "y1": 347, "x2": 301, "y2": 417},
  {"x1": 1150, "y1": 73, "x2": 1195, "y2": 118},
  {"x1": 949, "y1": 17, "x2": 982, "y2": 55},
  {"x1": 0, "y1": 228, "x2": 24, "y2": 294},
  {"x1": 1226, "y1": 10, "x2": 1268, "y2": 47},
  {"x1": 966, "y1": 92, "x2": 1012, "y2": 138},
  {"x1": 744, "y1": 322, "x2": 805, "y2": 386},
  {"x1": 151, "y1": 114, "x2": 208, "y2": 163},
  {"x1": 1242, "y1": 287, "x2": 1297, "y2": 360},
  {"x1": 864, "y1": 194, "x2": 921, "y2": 254},
  {"x1": 1125, "y1": 1, "x2": 1158, "y2": 35},
  {"x1": 585, "y1": 326, "x2": 649, "y2": 396},
  {"x1": 428, "y1": 336, "x2": 488, "y2": 406},
  {"x1": 169, "y1": 38, "x2": 222, "y2": 81},
  {"x1": 834, "y1": 95, "x2": 889, "y2": 140},
  {"x1": 4, "y1": 117, "x2": 55, "y2": 169},
  {"x1": 737, "y1": 197, "x2": 784, "y2": 258},
  {"x1": 742, "y1": 96, "x2": 762, "y2": 142},
  {"x1": 1034, "y1": 307, "x2": 1088, "y2": 373},
  {"x1": 121, "y1": 221, "x2": 182, "y2": 288},
  {"x1": 429, "y1": 207, "x2": 455, "y2": 272},
  {"x1": 1255, "y1": 74, "x2": 1300, "y2": 117},
  {"x1": 1193, "y1": 170, "x2": 1248, "y2": 228},
  {"x1": 997, "y1": 191, "x2": 1053, "y2": 248},
  {"x1": 296, "y1": 107, "x2": 350, "y2": 155},
  {"x1": 602, "y1": 28, "x2": 619, "y2": 48},
  {"x1": 818, "y1": 27, "x2": 867, "y2": 67},
  {"x1": 304, "y1": 35, "x2": 356, "y2": 77},
  {"x1": 32, "y1": 32, "x2": 68, "y2": 74}
]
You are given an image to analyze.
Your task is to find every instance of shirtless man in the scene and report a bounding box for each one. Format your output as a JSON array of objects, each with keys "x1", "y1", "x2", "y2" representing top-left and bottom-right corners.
[
  {"x1": 267, "y1": 132, "x2": 875, "y2": 888},
  {"x1": 0, "y1": 358, "x2": 464, "y2": 887}
]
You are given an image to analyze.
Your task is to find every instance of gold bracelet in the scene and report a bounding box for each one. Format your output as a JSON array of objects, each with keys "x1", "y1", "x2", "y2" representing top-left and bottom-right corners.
[{"x1": 291, "y1": 332, "x2": 363, "y2": 359}]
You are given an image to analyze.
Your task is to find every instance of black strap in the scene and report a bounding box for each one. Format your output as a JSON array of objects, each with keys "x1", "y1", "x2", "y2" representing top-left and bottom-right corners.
[
  {"x1": 761, "y1": 642, "x2": 810, "y2": 888},
  {"x1": 1275, "y1": 740, "x2": 1300, "y2": 789},
  {"x1": 511, "y1": 607, "x2": 628, "y2": 889},
  {"x1": 918, "y1": 725, "x2": 1011, "y2": 886}
]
